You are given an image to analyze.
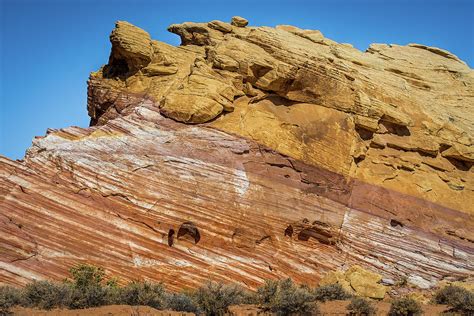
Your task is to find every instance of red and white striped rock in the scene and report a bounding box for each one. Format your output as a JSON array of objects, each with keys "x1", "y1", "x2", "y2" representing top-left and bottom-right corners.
[
  {"x1": 1, "y1": 18, "x2": 473, "y2": 291},
  {"x1": 1, "y1": 101, "x2": 472, "y2": 290}
]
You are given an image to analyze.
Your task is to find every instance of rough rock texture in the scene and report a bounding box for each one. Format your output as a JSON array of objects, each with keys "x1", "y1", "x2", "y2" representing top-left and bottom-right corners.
[
  {"x1": 320, "y1": 265, "x2": 389, "y2": 299},
  {"x1": 231, "y1": 16, "x2": 249, "y2": 27},
  {"x1": 1, "y1": 17, "x2": 473, "y2": 291}
]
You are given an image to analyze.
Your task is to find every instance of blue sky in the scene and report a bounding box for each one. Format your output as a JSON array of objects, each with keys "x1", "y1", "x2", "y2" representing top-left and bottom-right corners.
[{"x1": 1, "y1": 0, "x2": 473, "y2": 160}]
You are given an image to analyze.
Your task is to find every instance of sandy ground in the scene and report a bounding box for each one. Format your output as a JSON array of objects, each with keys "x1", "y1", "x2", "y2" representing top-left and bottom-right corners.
[
  {"x1": 228, "y1": 301, "x2": 448, "y2": 315},
  {"x1": 11, "y1": 305, "x2": 193, "y2": 316},
  {"x1": 11, "y1": 301, "x2": 449, "y2": 315},
  {"x1": 318, "y1": 300, "x2": 447, "y2": 315}
]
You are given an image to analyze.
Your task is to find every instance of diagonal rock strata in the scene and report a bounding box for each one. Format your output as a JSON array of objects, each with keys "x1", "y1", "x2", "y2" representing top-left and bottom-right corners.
[{"x1": 1, "y1": 17, "x2": 473, "y2": 291}]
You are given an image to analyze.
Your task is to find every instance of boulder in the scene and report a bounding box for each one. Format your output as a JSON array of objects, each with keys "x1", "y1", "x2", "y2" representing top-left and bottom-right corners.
[{"x1": 231, "y1": 16, "x2": 249, "y2": 27}]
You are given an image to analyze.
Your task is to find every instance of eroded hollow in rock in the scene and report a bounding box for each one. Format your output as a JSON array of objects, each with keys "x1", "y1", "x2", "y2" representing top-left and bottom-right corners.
[
  {"x1": 177, "y1": 222, "x2": 200, "y2": 244},
  {"x1": 390, "y1": 219, "x2": 404, "y2": 228},
  {"x1": 103, "y1": 58, "x2": 130, "y2": 78},
  {"x1": 446, "y1": 157, "x2": 473, "y2": 172},
  {"x1": 355, "y1": 126, "x2": 374, "y2": 141},
  {"x1": 353, "y1": 155, "x2": 366, "y2": 165},
  {"x1": 379, "y1": 120, "x2": 411, "y2": 136},
  {"x1": 168, "y1": 229, "x2": 175, "y2": 247},
  {"x1": 284, "y1": 225, "x2": 294, "y2": 237},
  {"x1": 297, "y1": 227, "x2": 335, "y2": 245}
]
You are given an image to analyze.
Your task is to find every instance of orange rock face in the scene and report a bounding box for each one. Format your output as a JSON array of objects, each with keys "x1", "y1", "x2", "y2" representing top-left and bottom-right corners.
[{"x1": 1, "y1": 18, "x2": 473, "y2": 291}]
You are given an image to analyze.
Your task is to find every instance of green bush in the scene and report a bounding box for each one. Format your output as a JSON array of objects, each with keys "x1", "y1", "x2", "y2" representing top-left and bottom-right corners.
[
  {"x1": 256, "y1": 279, "x2": 318, "y2": 316},
  {"x1": 455, "y1": 291, "x2": 474, "y2": 314},
  {"x1": 388, "y1": 297, "x2": 422, "y2": 316},
  {"x1": 65, "y1": 264, "x2": 116, "y2": 309},
  {"x1": 313, "y1": 283, "x2": 352, "y2": 302},
  {"x1": 165, "y1": 292, "x2": 198, "y2": 313},
  {"x1": 69, "y1": 264, "x2": 106, "y2": 289},
  {"x1": 433, "y1": 285, "x2": 474, "y2": 313},
  {"x1": 346, "y1": 297, "x2": 376, "y2": 316},
  {"x1": 192, "y1": 281, "x2": 250, "y2": 316},
  {"x1": 433, "y1": 285, "x2": 467, "y2": 305},
  {"x1": 118, "y1": 281, "x2": 166, "y2": 309},
  {"x1": 0, "y1": 286, "x2": 22, "y2": 315},
  {"x1": 66, "y1": 284, "x2": 109, "y2": 309},
  {"x1": 21, "y1": 281, "x2": 71, "y2": 310}
]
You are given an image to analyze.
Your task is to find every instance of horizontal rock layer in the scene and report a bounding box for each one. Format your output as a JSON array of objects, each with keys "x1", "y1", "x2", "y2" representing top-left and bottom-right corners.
[{"x1": 1, "y1": 18, "x2": 473, "y2": 290}]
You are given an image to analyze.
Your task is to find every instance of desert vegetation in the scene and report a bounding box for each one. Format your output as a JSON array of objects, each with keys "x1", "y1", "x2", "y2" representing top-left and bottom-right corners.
[
  {"x1": 432, "y1": 285, "x2": 474, "y2": 315},
  {"x1": 1, "y1": 264, "x2": 474, "y2": 315},
  {"x1": 346, "y1": 296, "x2": 377, "y2": 315},
  {"x1": 388, "y1": 297, "x2": 423, "y2": 316}
]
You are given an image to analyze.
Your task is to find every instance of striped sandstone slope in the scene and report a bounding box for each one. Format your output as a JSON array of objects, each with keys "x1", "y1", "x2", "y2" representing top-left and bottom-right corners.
[{"x1": 1, "y1": 17, "x2": 473, "y2": 292}]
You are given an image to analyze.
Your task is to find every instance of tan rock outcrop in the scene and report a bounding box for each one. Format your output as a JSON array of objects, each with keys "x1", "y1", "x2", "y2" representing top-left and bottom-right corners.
[
  {"x1": 106, "y1": 21, "x2": 153, "y2": 75},
  {"x1": 1, "y1": 18, "x2": 473, "y2": 292},
  {"x1": 89, "y1": 19, "x2": 474, "y2": 214},
  {"x1": 231, "y1": 16, "x2": 248, "y2": 27},
  {"x1": 320, "y1": 266, "x2": 389, "y2": 299}
]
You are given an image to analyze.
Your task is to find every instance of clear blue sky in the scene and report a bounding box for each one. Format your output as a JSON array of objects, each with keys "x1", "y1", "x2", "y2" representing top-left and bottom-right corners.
[{"x1": 1, "y1": 0, "x2": 473, "y2": 160}]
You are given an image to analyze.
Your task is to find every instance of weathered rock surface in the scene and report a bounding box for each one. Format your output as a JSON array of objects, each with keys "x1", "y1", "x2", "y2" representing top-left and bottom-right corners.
[
  {"x1": 1, "y1": 17, "x2": 473, "y2": 291},
  {"x1": 89, "y1": 17, "x2": 474, "y2": 214},
  {"x1": 320, "y1": 265, "x2": 389, "y2": 299}
]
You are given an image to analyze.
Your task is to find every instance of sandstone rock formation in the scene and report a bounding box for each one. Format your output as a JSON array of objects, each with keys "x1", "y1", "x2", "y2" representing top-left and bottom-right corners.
[
  {"x1": 1, "y1": 18, "x2": 473, "y2": 293},
  {"x1": 320, "y1": 265, "x2": 389, "y2": 299}
]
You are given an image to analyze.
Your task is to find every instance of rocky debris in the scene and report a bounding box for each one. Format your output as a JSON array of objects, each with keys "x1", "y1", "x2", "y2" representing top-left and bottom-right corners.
[
  {"x1": 381, "y1": 278, "x2": 396, "y2": 286},
  {"x1": 320, "y1": 266, "x2": 390, "y2": 299},
  {"x1": 1, "y1": 19, "x2": 473, "y2": 291},
  {"x1": 231, "y1": 16, "x2": 248, "y2": 27}
]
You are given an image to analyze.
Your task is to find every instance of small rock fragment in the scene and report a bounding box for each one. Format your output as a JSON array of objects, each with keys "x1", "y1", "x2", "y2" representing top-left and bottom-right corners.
[
  {"x1": 381, "y1": 278, "x2": 395, "y2": 286},
  {"x1": 208, "y1": 20, "x2": 233, "y2": 33},
  {"x1": 231, "y1": 16, "x2": 249, "y2": 27}
]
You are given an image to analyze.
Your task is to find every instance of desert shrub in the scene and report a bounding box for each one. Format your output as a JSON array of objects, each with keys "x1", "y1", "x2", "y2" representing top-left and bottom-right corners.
[
  {"x1": 118, "y1": 281, "x2": 166, "y2": 309},
  {"x1": 313, "y1": 283, "x2": 352, "y2": 302},
  {"x1": 21, "y1": 280, "x2": 71, "y2": 310},
  {"x1": 434, "y1": 286, "x2": 474, "y2": 314},
  {"x1": 0, "y1": 286, "x2": 22, "y2": 315},
  {"x1": 103, "y1": 278, "x2": 121, "y2": 305},
  {"x1": 192, "y1": 281, "x2": 250, "y2": 316},
  {"x1": 347, "y1": 297, "x2": 376, "y2": 316},
  {"x1": 66, "y1": 284, "x2": 110, "y2": 309},
  {"x1": 165, "y1": 292, "x2": 198, "y2": 313},
  {"x1": 433, "y1": 285, "x2": 468, "y2": 305},
  {"x1": 256, "y1": 279, "x2": 318, "y2": 316},
  {"x1": 69, "y1": 264, "x2": 105, "y2": 289},
  {"x1": 65, "y1": 264, "x2": 111, "y2": 309},
  {"x1": 433, "y1": 285, "x2": 474, "y2": 313},
  {"x1": 388, "y1": 297, "x2": 422, "y2": 316},
  {"x1": 454, "y1": 290, "x2": 474, "y2": 314}
]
